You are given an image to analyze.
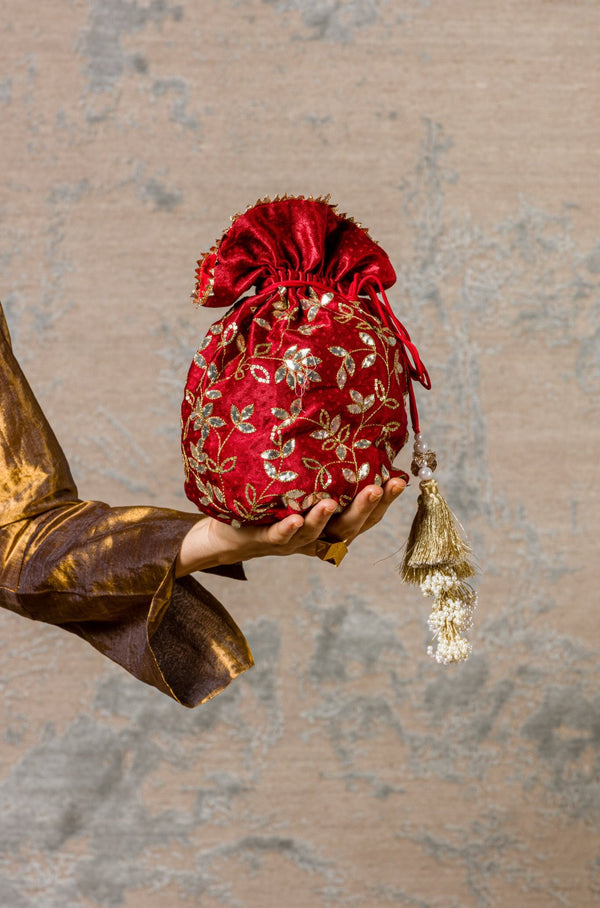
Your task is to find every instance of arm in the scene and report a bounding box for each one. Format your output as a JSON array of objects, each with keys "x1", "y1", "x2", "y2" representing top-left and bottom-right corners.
[
  {"x1": 0, "y1": 302, "x2": 405, "y2": 707},
  {"x1": 0, "y1": 304, "x2": 251, "y2": 707}
]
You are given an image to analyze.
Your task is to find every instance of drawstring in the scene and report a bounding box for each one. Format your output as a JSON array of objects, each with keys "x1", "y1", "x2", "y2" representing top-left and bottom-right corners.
[
  {"x1": 356, "y1": 275, "x2": 430, "y2": 435},
  {"x1": 249, "y1": 275, "x2": 431, "y2": 435}
]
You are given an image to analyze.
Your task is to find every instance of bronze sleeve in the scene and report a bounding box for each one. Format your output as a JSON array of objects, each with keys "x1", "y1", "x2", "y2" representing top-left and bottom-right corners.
[{"x1": 0, "y1": 303, "x2": 253, "y2": 707}]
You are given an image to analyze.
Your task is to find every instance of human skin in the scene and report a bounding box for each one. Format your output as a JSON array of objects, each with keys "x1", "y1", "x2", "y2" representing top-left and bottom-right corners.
[{"x1": 175, "y1": 478, "x2": 406, "y2": 576}]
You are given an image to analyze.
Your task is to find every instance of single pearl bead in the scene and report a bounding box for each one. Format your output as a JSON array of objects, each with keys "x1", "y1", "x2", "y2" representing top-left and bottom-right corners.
[
  {"x1": 415, "y1": 433, "x2": 423, "y2": 442},
  {"x1": 415, "y1": 441, "x2": 429, "y2": 453},
  {"x1": 418, "y1": 465, "x2": 433, "y2": 480}
]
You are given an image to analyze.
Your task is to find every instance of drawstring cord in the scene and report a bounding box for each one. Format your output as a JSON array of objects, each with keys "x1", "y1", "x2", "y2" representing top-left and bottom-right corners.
[{"x1": 356, "y1": 275, "x2": 431, "y2": 435}]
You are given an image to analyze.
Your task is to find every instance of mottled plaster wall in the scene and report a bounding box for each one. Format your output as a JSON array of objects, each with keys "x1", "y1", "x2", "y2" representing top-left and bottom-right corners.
[{"x1": 1, "y1": 1, "x2": 599, "y2": 906}]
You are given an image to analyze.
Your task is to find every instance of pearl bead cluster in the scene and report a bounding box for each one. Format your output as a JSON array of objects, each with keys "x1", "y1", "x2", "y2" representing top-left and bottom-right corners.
[
  {"x1": 420, "y1": 570, "x2": 477, "y2": 665},
  {"x1": 411, "y1": 433, "x2": 438, "y2": 481}
]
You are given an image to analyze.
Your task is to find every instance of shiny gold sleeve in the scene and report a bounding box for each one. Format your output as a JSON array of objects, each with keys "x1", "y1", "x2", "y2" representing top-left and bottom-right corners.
[{"x1": 0, "y1": 303, "x2": 253, "y2": 707}]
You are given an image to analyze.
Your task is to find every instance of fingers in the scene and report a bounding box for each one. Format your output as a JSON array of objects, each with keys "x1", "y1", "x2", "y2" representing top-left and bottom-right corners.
[
  {"x1": 264, "y1": 499, "x2": 337, "y2": 549},
  {"x1": 325, "y1": 485, "x2": 383, "y2": 543},
  {"x1": 245, "y1": 477, "x2": 406, "y2": 561},
  {"x1": 358, "y1": 477, "x2": 406, "y2": 534},
  {"x1": 264, "y1": 513, "x2": 305, "y2": 546},
  {"x1": 301, "y1": 498, "x2": 338, "y2": 539},
  {"x1": 326, "y1": 478, "x2": 406, "y2": 542}
]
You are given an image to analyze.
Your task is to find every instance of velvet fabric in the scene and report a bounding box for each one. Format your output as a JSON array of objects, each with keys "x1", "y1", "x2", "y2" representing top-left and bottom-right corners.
[
  {"x1": 194, "y1": 196, "x2": 396, "y2": 309},
  {"x1": 182, "y1": 197, "x2": 415, "y2": 525},
  {"x1": 0, "y1": 303, "x2": 253, "y2": 707}
]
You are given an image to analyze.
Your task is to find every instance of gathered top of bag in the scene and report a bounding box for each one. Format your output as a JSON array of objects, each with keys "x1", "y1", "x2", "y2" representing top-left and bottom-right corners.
[{"x1": 193, "y1": 195, "x2": 397, "y2": 309}]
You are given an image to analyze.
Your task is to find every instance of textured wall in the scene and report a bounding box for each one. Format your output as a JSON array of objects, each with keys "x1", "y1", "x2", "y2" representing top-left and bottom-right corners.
[{"x1": 1, "y1": 1, "x2": 599, "y2": 905}]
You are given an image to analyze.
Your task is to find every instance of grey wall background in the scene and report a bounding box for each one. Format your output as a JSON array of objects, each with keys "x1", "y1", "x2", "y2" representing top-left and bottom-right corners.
[{"x1": 1, "y1": 1, "x2": 599, "y2": 905}]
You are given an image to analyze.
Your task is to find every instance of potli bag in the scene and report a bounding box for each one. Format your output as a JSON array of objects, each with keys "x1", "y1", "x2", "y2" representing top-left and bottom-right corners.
[{"x1": 182, "y1": 196, "x2": 477, "y2": 663}]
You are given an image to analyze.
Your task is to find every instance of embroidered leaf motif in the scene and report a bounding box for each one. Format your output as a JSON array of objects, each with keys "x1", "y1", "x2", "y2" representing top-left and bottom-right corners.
[
  {"x1": 237, "y1": 422, "x2": 255, "y2": 433},
  {"x1": 336, "y1": 444, "x2": 347, "y2": 460},
  {"x1": 330, "y1": 415, "x2": 341, "y2": 433},
  {"x1": 284, "y1": 489, "x2": 304, "y2": 499},
  {"x1": 264, "y1": 461, "x2": 278, "y2": 479},
  {"x1": 319, "y1": 468, "x2": 332, "y2": 489},
  {"x1": 194, "y1": 352, "x2": 206, "y2": 369},
  {"x1": 283, "y1": 489, "x2": 305, "y2": 511},
  {"x1": 241, "y1": 404, "x2": 254, "y2": 421},
  {"x1": 207, "y1": 363, "x2": 219, "y2": 382},
  {"x1": 310, "y1": 429, "x2": 329, "y2": 440},
  {"x1": 199, "y1": 335, "x2": 212, "y2": 351},
  {"x1": 272, "y1": 407, "x2": 289, "y2": 420},
  {"x1": 210, "y1": 323, "x2": 223, "y2": 335},
  {"x1": 354, "y1": 438, "x2": 371, "y2": 449},
  {"x1": 302, "y1": 457, "x2": 321, "y2": 471},
  {"x1": 205, "y1": 389, "x2": 222, "y2": 399},
  {"x1": 278, "y1": 470, "x2": 298, "y2": 482},
  {"x1": 275, "y1": 365, "x2": 287, "y2": 384},
  {"x1": 381, "y1": 464, "x2": 390, "y2": 481},
  {"x1": 220, "y1": 457, "x2": 237, "y2": 472},
  {"x1": 362, "y1": 354, "x2": 376, "y2": 368},
  {"x1": 222, "y1": 323, "x2": 237, "y2": 345},
  {"x1": 245, "y1": 483, "x2": 256, "y2": 505},
  {"x1": 336, "y1": 367, "x2": 347, "y2": 389},
  {"x1": 255, "y1": 318, "x2": 271, "y2": 330},
  {"x1": 230, "y1": 404, "x2": 240, "y2": 423},
  {"x1": 357, "y1": 463, "x2": 369, "y2": 480},
  {"x1": 342, "y1": 468, "x2": 357, "y2": 483},
  {"x1": 254, "y1": 342, "x2": 272, "y2": 356},
  {"x1": 374, "y1": 379, "x2": 386, "y2": 400},
  {"x1": 329, "y1": 346, "x2": 347, "y2": 357},
  {"x1": 236, "y1": 335, "x2": 246, "y2": 352},
  {"x1": 359, "y1": 331, "x2": 375, "y2": 347},
  {"x1": 282, "y1": 439, "x2": 295, "y2": 457},
  {"x1": 250, "y1": 364, "x2": 270, "y2": 384},
  {"x1": 290, "y1": 399, "x2": 303, "y2": 417},
  {"x1": 261, "y1": 449, "x2": 280, "y2": 460}
]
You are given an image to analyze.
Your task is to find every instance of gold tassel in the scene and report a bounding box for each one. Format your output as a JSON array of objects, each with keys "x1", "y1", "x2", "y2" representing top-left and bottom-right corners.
[
  {"x1": 402, "y1": 479, "x2": 475, "y2": 584},
  {"x1": 401, "y1": 439, "x2": 477, "y2": 664}
]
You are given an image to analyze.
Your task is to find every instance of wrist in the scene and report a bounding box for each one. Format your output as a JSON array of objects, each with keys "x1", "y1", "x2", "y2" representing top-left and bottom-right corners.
[{"x1": 175, "y1": 518, "x2": 236, "y2": 577}]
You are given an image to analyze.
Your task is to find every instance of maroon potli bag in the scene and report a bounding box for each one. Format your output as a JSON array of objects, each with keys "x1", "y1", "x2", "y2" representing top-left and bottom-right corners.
[{"x1": 182, "y1": 196, "x2": 477, "y2": 663}]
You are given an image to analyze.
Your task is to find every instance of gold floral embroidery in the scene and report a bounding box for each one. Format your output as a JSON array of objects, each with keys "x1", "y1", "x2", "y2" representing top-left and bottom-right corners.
[{"x1": 182, "y1": 286, "x2": 407, "y2": 523}]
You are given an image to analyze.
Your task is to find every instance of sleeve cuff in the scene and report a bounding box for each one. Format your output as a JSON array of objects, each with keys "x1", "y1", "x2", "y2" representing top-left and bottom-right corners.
[{"x1": 145, "y1": 566, "x2": 254, "y2": 707}]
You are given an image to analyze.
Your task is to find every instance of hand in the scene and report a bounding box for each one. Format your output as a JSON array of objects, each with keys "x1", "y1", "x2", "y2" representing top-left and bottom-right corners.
[{"x1": 175, "y1": 477, "x2": 406, "y2": 577}]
